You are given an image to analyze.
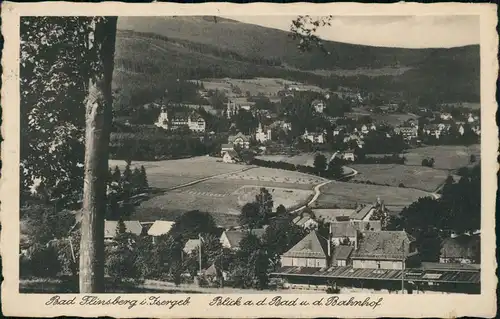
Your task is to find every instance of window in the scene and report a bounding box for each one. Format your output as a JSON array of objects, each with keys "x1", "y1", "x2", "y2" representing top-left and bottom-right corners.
[{"x1": 377, "y1": 261, "x2": 381, "y2": 269}]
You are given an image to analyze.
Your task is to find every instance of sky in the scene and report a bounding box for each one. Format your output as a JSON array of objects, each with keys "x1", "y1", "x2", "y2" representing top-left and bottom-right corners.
[{"x1": 224, "y1": 15, "x2": 479, "y2": 48}]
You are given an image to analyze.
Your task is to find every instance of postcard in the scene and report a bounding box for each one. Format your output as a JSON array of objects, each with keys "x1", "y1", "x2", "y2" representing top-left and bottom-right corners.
[{"x1": 1, "y1": 1, "x2": 497, "y2": 318}]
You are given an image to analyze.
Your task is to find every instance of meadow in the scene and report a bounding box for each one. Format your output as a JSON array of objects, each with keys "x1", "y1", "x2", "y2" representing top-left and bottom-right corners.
[
  {"x1": 128, "y1": 158, "x2": 324, "y2": 227},
  {"x1": 109, "y1": 156, "x2": 246, "y2": 189},
  {"x1": 315, "y1": 181, "x2": 432, "y2": 210},
  {"x1": 402, "y1": 144, "x2": 480, "y2": 170},
  {"x1": 350, "y1": 164, "x2": 457, "y2": 192}
]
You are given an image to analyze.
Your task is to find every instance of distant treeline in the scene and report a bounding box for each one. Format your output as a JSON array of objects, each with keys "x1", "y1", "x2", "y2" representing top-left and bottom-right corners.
[{"x1": 356, "y1": 154, "x2": 407, "y2": 165}]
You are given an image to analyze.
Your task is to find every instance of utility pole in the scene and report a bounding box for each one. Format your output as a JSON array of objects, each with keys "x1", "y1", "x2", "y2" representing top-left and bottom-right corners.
[
  {"x1": 401, "y1": 240, "x2": 405, "y2": 294},
  {"x1": 198, "y1": 233, "x2": 203, "y2": 275}
]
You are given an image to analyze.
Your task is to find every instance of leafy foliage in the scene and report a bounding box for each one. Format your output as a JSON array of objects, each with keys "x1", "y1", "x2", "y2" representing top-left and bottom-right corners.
[
  {"x1": 390, "y1": 164, "x2": 481, "y2": 261},
  {"x1": 20, "y1": 17, "x2": 93, "y2": 207}
]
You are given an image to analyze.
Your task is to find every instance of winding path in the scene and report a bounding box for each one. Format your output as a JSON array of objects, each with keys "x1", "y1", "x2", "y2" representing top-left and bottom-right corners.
[{"x1": 290, "y1": 165, "x2": 359, "y2": 214}]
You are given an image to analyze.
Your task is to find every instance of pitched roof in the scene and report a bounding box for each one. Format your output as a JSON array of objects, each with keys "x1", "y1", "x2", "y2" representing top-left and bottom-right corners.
[
  {"x1": 183, "y1": 239, "x2": 201, "y2": 254},
  {"x1": 222, "y1": 228, "x2": 266, "y2": 249},
  {"x1": 228, "y1": 132, "x2": 250, "y2": 143},
  {"x1": 350, "y1": 205, "x2": 374, "y2": 221},
  {"x1": 147, "y1": 220, "x2": 176, "y2": 236},
  {"x1": 352, "y1": 231, "x2": 416, "y2": 260},
  {"x1": 440, "y1": 235, "x2": 480, "y2": 260},
  {"x1": 329, "y1": 222, "x2": 357, "y2": 238},
  {"x1": 332, "y1": 245, "x2": 354, "y2": 261},
  {"x1": 282, "y1": 231, "x2": 329, "y2": 259},
  {"x1": 104, "y1": 220, "x2": 143, "y2": 239}
]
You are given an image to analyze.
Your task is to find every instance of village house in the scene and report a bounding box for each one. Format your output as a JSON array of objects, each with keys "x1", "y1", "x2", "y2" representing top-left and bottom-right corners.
[
  {"x1": 458, "y1": 124, "x2": 465, "y2": 136},
  {"x1": 439, "y1": 234, "x2": 480, "y2": 264},
  {"x1": 222, "y1": 150, "x2": 240, "y2": 164},
  {"x1": 154, "y1": 109, "x2": 206, "y2": 132},
  {"x1": 351, "y1": 231, "x2": 419, "y2": 270},
  {"x1": 395, "y1": 126, "x2": 419, "y2": 141},
  {"x1": 104, "y1": 220, "x2": 144, "y2": 241},
  {"x1": 333, "y1": 149, "x2": 356, "y2": 162},
  {"x1": 343, "y1": 134, "x2": 364, "y2": 148},
  {"x1": 255, "y1": 123, "x2": 272, "y2": 143},
  {"x1": 440, "y1": 113, "x2": 453, "y2": 121},
  {"x1": 360, "y1": 124, "x2": 369, "y2": 135},
  {"x1": 219, "y1": 228, "x2": 267, "y2": 250},
  {"x1": 228, "y1": 132, "x2": 251, "y2": 149},
  {"x1": 467, "y1": 113, "x2": 477, "y2": 123},
  {"x1": 147, "y1": 220, "x2": 175, "y2": 244},
  {"x1": 154, "y1": 108, "x2": 170, "y2": 130},
  {"x1": 280, "y1": 231, "x2": 331, "y2": 268},
  {"x1": 302, "y1": 129, "x2": 325, "y2": 144},
  {"x1": 226, "y1": 100, "x2": 241, "y2": 119},
  {"x1": 333, "y1": 126, "x2": 346, "y2": 136},
  {"x1": 422, "y1": 124, "x2": 443, "y2": 139},
  {"x1": 311, "y1": 99, "x2": 325, "y2": 113}
]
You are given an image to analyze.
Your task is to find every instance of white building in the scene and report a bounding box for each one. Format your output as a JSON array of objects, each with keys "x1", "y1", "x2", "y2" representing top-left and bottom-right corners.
[
  {"x1": 255, "y1": 123, "x2": 272, "y2": 143},
  {"x1": 302, "y1": 129, "x2": 325, "y2": 144},
  {"x1": 154, "y1": 109, "x2": 206, "y2": 132}
]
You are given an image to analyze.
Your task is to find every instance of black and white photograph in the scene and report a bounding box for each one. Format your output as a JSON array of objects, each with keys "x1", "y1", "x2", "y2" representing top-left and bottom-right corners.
[{"x1": 1, "y1": 2, "x2": 497, "y2": 318}]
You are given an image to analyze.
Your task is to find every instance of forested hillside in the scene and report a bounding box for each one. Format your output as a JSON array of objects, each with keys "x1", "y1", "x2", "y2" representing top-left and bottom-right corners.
[{"x1": 113, "y1": 16, "x2": 480, "y2": 108}]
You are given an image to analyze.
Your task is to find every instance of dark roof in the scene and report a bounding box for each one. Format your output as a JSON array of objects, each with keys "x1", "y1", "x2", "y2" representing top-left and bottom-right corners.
[
  {"x1": 332, "y1": 245, "x2": 354, "y2": 261},
  {"x1": 272, "y1": 265, "x2": 480, "y2": 284},
  {"x1": 440, "y1": 235, "x2": 480, "y2": 260},
  {"x1": 282, "y1": 231, "x2": 329, "y2": 259},
  {"x1": 329, "y1": 222, "x2": 357, "y2": 238},
  {"x1": 352, "y1": 231, "x2": 416, "y2": 260}
]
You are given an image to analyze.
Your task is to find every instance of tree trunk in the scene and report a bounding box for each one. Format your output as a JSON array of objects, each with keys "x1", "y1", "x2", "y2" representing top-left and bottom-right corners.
[{"x1": 79, "y1": 17, "x2": 117, "y2": 293}]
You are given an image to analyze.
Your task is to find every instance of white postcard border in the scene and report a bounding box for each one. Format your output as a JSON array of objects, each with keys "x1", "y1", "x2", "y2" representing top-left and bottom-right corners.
[{"x1": 1, "y1": 2, "x2": 498, "y2": 318}]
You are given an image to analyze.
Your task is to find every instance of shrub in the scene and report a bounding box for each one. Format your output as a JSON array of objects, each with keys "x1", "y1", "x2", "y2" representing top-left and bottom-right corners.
[
  {"x1": 399, "y1": 183, "x2": 406, "y2": 188},
  {"x1": 23, "y1": 243, "x2": 62, "y2": 278}
]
